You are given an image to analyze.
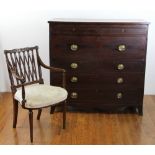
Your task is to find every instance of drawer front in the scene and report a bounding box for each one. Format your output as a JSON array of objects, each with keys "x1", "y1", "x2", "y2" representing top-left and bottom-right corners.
[
  {"x1": 51, "y1": 36, "x2": 147, "y2": 60},
  {"x1": 52, "y1": 60, "x2": 145, "y2": 73},
  {"x1": 68, "y1": 89, "x2": 143, "y2": 105},
  {"x1": 51, "y1": 73, "x2": 145, "y2": 90},
  {"x1": 50, "y1": 23, "x2": 148, "y2": 36}
]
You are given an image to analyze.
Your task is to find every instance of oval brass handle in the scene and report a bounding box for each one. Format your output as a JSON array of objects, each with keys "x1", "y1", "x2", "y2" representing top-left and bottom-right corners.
[
  {"x1": 70, "y1": 63, "x2": 78, "y2": 69},
  {"x1": 72, "y1": 27, "x2": 76, "y2": 32},
  {"x1": 70, "y1": 44, "x2": 78, "y2": 51},
  {"x1": 70, "y1": 76, "x2": 78, "y2": 83},
  {"x1": 118, "y1": 44, "x2": 126, "y2": 52},
  {"x1": 117, "y1": 77, "x2": 124, "y2": 84},
  {"x1": 117, "y1": 93, "x2": 123, "y2": 99},
  {"x1": 117, "y1": 64, "x2": 124, "y2": 70},
  {"x1": 71, "y1": 92, "x2": 78, "y2": 99}
]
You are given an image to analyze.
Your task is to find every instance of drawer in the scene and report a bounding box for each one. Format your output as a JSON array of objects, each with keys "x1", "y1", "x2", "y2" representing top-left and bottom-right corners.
[
  {"x1": 50, "y1": 23, "x2": 148, "y2": 36},
  {"x1": 68, "y1": 89, "x2": 143, "y2": 105},
  {"x1": 52, "y1": 60, "x2": 145, "y2": 73},
  {"x1": 51, "y1": 36, "x2": 146, "y2": 60},
  {"x1": 51, "y1": 72, "x2": 145, "y2": 90}
]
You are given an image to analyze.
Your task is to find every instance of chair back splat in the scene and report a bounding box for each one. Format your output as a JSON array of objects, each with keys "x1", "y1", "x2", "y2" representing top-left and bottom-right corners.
[{"x1": 4, "y1": 46, "x2": 44, "y2": 93}]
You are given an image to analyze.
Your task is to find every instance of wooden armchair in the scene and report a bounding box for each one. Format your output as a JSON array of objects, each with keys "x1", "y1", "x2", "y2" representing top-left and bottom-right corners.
[{"x1": 4, "y1": 46, "x2": 68, "y2": 143}]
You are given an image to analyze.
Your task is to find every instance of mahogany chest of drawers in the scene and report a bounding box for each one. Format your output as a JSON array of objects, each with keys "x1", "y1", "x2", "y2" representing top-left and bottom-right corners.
[{"x1": 48, "y1": 19, "x2": 149, "y2": 115}]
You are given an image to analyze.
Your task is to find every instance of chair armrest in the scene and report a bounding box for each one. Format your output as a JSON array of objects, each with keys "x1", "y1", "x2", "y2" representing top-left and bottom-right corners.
[
  {"x1": 37, "y1": 55, "x2": 66, "y2": 88},
  {"x1": 42, "y1": 63, "x2": 66, "y2": 73},
  {"x1": 37, "y1": 54, "x2": 66, "y2": 73},
  {"x1": 11, "y1": 68, "x2": 26, "y2": 83},
  {"x1": 9, "y1": 66, "x2": 26, "y2": 108}
]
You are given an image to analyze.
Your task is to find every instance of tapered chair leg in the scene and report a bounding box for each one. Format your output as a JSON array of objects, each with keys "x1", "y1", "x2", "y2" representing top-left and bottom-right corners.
[
  {"x1": 13, "y1": 99, "x2": 18, "y2": 128},
  {"x1": 50, "y1": 106, "x2": 56, "y2": 114},
  {"x1": 63, "y1": 101, "x2": 66, "y2": 129},
  {"x1": 29, "y1": 110, "x2": 33, "y2": 143},
  {"x1": 37, "y1": 109, "x2": 42, "y2": 120}
]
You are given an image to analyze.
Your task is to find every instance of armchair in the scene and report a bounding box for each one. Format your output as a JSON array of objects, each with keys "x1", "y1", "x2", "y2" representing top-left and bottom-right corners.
[{"x1": 4, "y1": 46, "x2": 68, "y2": 142}]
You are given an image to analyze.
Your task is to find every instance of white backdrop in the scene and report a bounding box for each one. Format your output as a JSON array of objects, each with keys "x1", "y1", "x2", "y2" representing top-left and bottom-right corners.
[{"x1": 0, "y1": 0, "x2": 155, "y2": 94}]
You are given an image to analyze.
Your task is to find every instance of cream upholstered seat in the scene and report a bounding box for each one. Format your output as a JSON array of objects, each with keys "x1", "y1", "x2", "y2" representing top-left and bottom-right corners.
[{"x1": 15, "y1": 84, "x2": 68, "y2": 109}]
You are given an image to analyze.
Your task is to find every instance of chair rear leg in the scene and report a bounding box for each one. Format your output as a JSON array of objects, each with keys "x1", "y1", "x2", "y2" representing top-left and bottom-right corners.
[
  {"x1": 63, "y1": 101, "x2": 66, "y2": 129},
  {"x1": 50, "y1": 106, "x2": 56, "y2": 114},
  {"x1": 29, "y1": 110, "x2": 33, "y2": 143},
  {"x1": 13, "y1": 99, "x2": 18, "y2": 128},
  {"x1": 138, "y1": 105, "x2": 143, "y2": 116},
  {"x1": 37, "y1": 109, "x2": 42, "y2": 120}
]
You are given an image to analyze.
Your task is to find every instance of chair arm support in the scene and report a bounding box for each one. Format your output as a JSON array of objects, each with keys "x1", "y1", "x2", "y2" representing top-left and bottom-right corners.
[
  {"x1": 9, "y1": 66, "x2": 26, "y2": 108},
  {"x1": 11, "y1": 69, "x2": 25, "y2": 83},
  {"x1": 38, "y1": 55, "x2": 66, "y2": 88}
]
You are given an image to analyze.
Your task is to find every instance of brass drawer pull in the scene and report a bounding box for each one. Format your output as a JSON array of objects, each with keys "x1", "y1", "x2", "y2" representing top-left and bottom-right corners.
[
  {"x1": 117, "y1": 93, "x2": 123, "y2": 99},
  {"x1": 71, "y1": 92, "x2": 78, "y2": 99},
  {"x1": 70, "y1": 63, "x2": 78, "y2": 69},
  {"x1": 72, "y1": 27, "x2": 76, "y2": 32},
  {"x1": 70, "y1": 76, "x2": 78, "y2": 83},
  {"x1": 70, "y1": 44, "x2": 78, "y2": 51},
  {"x1": 118, "y1": 44, "x2": 126, "y2": 52},
  {"x1": 117, "y1": 64, "x2": 124, "y2": 70},
  {"x1": 117, "y1": 77, "x2": 124, "y2": 84}
]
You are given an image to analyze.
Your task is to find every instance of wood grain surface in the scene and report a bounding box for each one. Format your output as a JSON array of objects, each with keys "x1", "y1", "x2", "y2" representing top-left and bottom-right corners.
[{"x1": 0, "y1": 92, "x2": 155, "y2": 144}]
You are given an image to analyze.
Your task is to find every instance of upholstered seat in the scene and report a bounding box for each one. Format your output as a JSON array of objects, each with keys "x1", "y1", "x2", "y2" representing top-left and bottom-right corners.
[{"x1": 15, "y1": 84, "x2": 68, "y2": 108}]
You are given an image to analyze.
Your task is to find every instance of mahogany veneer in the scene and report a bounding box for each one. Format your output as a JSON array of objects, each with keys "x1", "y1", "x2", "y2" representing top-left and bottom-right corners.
[{"x1": 48, "y1": 19, "x2": 149, "y2": 114}]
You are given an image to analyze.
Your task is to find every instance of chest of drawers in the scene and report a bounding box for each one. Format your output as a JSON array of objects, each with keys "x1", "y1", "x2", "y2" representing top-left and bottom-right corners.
[{"x1": 48, "y1": 19, "x2": 149, "y2": 115}]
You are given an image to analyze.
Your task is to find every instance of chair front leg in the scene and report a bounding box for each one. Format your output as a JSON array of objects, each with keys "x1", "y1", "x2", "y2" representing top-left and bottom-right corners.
[
  {"x1": 13, "y1": 99, "x2": 18, "y2": 128},
  {"x1": 37, "y1": 109, "x2": 42, "y2": 120},
  {"x1": 50, "y1": 106, "x2": 56, "y2": 114},
  {"x1": 29, "y1": 110, "x2": 33, "y2": 143},
  {"x1": 63, "y1": 101, "x2": 66, "y2": 129}
]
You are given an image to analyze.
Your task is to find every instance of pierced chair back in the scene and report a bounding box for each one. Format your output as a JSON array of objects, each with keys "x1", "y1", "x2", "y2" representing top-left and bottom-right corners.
[{"x1": 4, "y1": 46, "x2": 43, "y2": 93}]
